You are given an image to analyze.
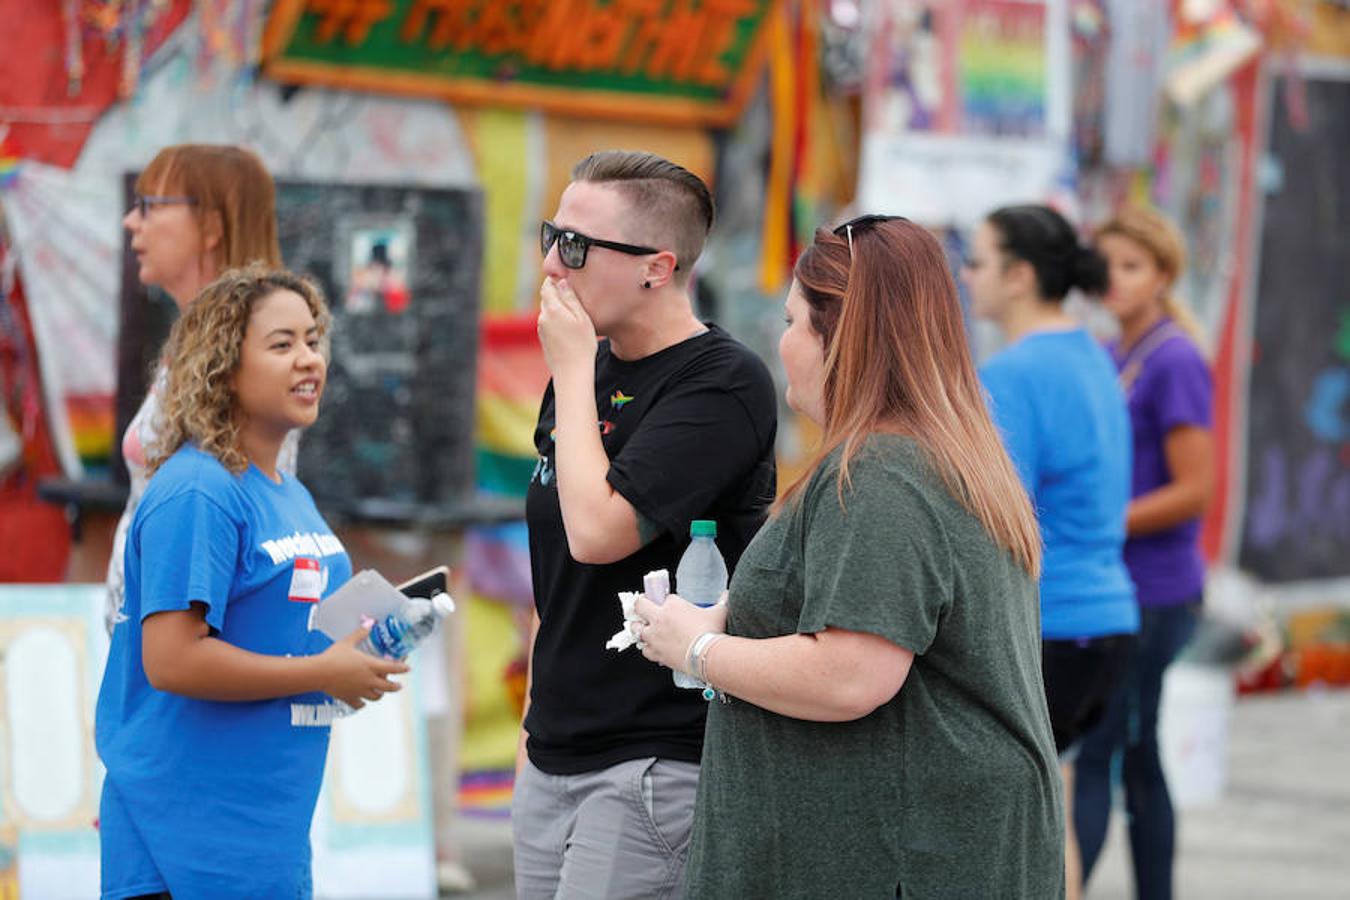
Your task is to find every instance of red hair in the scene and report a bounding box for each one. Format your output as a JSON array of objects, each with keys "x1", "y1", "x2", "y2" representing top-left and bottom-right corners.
[{"x1": 780, "y1": 219, "x2": 1041, "y2": 578}]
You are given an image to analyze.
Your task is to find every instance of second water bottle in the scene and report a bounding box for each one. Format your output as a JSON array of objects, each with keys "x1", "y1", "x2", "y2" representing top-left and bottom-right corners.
[
  {"x1": 673, "y1": 520, "x2": 727, "y2": 690},
  {"x1": 335, "y1": 592, "x2": 455, "y2": 715}
]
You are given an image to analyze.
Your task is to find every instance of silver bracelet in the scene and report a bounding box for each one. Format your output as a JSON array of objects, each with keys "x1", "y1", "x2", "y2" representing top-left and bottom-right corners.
[
  {"x1": 695, "y1": 633, "x2": 728, "y2": 685},
  {"x1": 685, "y1": 632, "x2": 722, "y2": 679}
]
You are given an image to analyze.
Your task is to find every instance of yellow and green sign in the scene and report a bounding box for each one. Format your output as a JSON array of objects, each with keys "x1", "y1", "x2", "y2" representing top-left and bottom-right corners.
[{"x1": 263, "y1": 0, "x2": 775, "y2": 127}]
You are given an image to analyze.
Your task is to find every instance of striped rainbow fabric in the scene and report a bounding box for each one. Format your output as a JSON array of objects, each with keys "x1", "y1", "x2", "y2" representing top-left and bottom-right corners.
[{"x1": 459, "y1": 314, "x2": 547, "y2": 816}]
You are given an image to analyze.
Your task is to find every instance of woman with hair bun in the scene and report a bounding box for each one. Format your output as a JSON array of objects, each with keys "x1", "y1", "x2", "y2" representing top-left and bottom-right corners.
[{"x1": 963, "y1": 203, "x2": 1139, "y2": 900}]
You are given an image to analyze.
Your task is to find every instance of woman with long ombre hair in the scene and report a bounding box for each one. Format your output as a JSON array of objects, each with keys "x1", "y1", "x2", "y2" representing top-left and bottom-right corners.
[
  {"x1": 107, "y1": 144, "x2": 287, "y2": 634},
  {"x1": 631, "y1": 217, "x2": 1064, "y2": 898}
]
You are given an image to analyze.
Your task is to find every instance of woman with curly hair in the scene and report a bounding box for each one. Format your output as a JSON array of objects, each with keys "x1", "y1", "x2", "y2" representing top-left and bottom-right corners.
[
  {"x1": 95, "y1": 267, "x2": 407, "y2": 900},
  {"x1": 107, "y1": 144, "x2": 287, "y2": 634}
]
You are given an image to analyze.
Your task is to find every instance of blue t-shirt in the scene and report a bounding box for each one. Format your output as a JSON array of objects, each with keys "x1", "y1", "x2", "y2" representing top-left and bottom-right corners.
[
  {"x1": 95, "y1": 444, "x2": 351, "y2": 898},
  {"x1": 980, "y1": 329, "x2": 1138, "y2": 639}
]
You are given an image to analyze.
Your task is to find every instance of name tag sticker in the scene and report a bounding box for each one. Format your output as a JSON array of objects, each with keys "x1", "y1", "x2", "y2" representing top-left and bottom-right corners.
[{"x1": 288, "y1": 557, "x2": 323, "y2": 603}]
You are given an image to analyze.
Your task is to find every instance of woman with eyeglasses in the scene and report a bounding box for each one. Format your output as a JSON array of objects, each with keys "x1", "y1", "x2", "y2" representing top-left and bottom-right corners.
[
  {"x1": 962, "y1": 203, "x2": 1138, "y2": 900},
  {"x1": 632, "y1": 217, "x2": 1063, "y2": 898},
  {"x1": 1074, "y1": 206, "x2": 1213, "y2": 900},
  {"x1": 107, "y1": 144, "x2": 285, "y2": 635}
]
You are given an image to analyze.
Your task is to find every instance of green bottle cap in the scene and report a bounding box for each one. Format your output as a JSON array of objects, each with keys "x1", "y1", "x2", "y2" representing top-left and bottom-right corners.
[{"x1": 690, "y1": 520, "x2": 717, "y2": 538}]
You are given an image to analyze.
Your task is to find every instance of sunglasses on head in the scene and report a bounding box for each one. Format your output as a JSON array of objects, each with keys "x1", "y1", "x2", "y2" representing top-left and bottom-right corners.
[
  {"x1": 129, "y1": 194, "x2": 198, "y2": 217},
  {"x1": 540, "y1": 220, "x2": 671, "y2": 270},
  {"x1": 832, "y1": 213, "x2": 909, "y2": 254}
]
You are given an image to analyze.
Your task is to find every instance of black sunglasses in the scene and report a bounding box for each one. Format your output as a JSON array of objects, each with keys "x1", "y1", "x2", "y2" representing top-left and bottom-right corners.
[
  {"x1": 130, "y1": 194, "x2": 198, "y2": 217},
  {"x1": 541, "y1": 220, "x2": 671, "y2": 270},
  {"x1": 832, "y1": 213, "x2": 909, "y2": 254}
]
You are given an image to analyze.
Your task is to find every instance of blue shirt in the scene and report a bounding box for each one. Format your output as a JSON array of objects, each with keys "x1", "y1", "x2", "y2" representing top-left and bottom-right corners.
[
  {"x1": 95, "y1": 444, "x2": 351, "y2": 897},
  {"x1": 980, "y1": 329, "x2": 1138, "y2": 639}
]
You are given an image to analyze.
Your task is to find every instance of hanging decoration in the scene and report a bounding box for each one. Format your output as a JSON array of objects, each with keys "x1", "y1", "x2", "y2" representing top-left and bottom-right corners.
[
  {"x1": 63, "y1": 0, "x2": 86, "y2": 95},
  {"x1": 820, "y1": 0, "x2": 868, "y2": 94},
  {"x1": 1070, "y1": 0, "x2": 1109, "y2": 168},
  {"x1": 51, "y1": 1, "x2": 269, "y2": 101},
  {"x1": 758, "y1": 0, "x2": 852, "y2": 293},
  {"x1": 64, "y1": 1, "x2": 164, "y2": 98},
  {"x1": 760, "y1": 0, "x2": 799, "y2": 294},
  {"x1": 1165, "y1": 0, "x2": 1263, "y2": 107}
]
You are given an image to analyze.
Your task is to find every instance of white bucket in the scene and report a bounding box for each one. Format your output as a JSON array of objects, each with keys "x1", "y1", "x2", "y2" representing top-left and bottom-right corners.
[{"x1": 1157, "y1": 662, "x2": 1236, "y2": 808}]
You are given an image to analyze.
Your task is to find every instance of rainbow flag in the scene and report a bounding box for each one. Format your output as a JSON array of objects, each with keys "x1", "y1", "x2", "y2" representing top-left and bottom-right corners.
[
  {"x1": 0, "y1": 149, "x2": 19, "y2": 190},
  {"x1": 66, "y1": 393, "x2": 115, "y2": 468},
  {"x1": 458, "y1": 314, "x2": 548, "y2": 793},
  {"x1": 476, "y1": 315, "x2": 548, "y2": 497},
  {"x1": 458, "y1": 768, "x2": 516, "y2": 820},
  {"x1": 957, "y1": 0, "x2": 1049, "y2": 138}
]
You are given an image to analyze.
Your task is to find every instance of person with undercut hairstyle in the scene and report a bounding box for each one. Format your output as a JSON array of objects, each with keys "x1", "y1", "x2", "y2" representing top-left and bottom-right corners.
[{"x1": 514, "y1": 150, "x2": 777, "y2": 899}]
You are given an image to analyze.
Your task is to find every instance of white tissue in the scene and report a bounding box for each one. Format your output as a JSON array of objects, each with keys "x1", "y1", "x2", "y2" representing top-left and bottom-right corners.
[
  {"x1": 605, "y1": 591, "x2": 643, "y2": 651},
  {"x1": 606, "y1": 570, "x2": 672, "y2": 652}
]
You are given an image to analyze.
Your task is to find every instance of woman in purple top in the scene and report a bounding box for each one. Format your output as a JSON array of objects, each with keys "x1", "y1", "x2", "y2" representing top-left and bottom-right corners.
[{"x1": 1074, "y1": 206, "x2": 1215, "y2": 900}]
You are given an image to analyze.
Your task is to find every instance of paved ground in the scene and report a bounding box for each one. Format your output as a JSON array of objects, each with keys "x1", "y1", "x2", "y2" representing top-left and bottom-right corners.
[
  {"x1": 1087, "y1": 687, "x2": 1350, "y2": 899},
  {"x1": 448, "y1": 688, "x2": 1350, "y2": 898}
]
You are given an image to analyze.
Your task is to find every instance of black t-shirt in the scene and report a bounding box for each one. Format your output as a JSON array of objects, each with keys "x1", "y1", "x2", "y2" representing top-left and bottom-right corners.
[{"x1": 524, "y1": 324, "x2": 778, "y2": 774}]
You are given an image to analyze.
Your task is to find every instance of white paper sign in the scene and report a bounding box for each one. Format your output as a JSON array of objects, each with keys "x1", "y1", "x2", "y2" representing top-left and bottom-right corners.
[{"x1": 311, "y1": 569, "x2": 409, "y2": 641}]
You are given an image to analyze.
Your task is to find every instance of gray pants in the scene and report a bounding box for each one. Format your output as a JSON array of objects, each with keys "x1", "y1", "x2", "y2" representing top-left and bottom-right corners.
[{"x1": 512, "y1": 756, "x2": 699, "y2": 900}]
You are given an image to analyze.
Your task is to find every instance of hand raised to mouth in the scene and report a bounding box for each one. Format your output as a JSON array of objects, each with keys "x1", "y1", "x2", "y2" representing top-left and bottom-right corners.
[{"x1": 537, "y1": 276, "x2": 599, "y2": 379}]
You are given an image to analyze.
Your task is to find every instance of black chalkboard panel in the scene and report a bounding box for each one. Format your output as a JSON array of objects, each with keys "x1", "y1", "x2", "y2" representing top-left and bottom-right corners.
[
  {"x1": 114, "y1": 178, "x2": 484, "y2": 522},
  {"x1": 1238, "y1": 76, "x2": 1350, "y2": 581}
]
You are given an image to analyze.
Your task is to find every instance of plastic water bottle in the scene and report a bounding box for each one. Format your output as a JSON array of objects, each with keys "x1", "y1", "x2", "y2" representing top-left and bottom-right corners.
[
  {"x1": 335, "y1": 593, "x2": 455, "y2": 715},
  {"x1": 358, "y1": 593, "x2": 455, "y2": 659},
  {"x1": 673, "y1": 520, "x2": 727, "y2": 689}
]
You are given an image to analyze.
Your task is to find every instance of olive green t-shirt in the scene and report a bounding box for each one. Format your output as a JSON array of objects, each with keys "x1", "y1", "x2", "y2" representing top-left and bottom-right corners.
[{"x1": 684, "y1": 435, "x2": 1063, "y2": 900}]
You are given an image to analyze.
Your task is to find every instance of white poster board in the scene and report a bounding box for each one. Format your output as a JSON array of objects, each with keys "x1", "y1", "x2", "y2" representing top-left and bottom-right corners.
[
  {"x1": 858, "y1": 0, "x2": 1072, "y2": 228},
  {"x1": 0, "y1": 585, "x2": 437, "y2": 898}
]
